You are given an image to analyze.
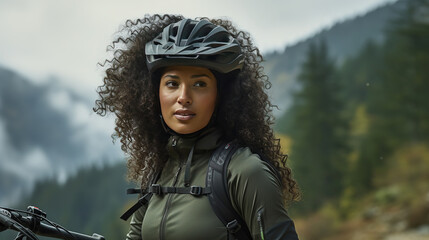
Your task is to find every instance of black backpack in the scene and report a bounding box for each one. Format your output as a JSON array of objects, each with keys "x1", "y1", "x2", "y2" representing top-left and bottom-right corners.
[{"x1": 120, "y1": 141, "x2": 252, "y2": 240}]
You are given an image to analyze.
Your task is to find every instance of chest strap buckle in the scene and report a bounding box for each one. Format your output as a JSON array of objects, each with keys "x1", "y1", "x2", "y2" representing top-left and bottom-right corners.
[
  {"x1": 226, "y1": 219, "x2": 242, "y2": 234},
  {"x1": 190, "y1": 186, "x2": 203, "y2": 196},
  {"x1": 150, "y1": 184, "x2": 162, "y2": 195}
]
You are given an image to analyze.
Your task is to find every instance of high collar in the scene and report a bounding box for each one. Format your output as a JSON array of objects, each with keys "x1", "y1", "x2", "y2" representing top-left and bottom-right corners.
[{"x1": 166, "y1": 127, "x2": 223, "y2": 161}]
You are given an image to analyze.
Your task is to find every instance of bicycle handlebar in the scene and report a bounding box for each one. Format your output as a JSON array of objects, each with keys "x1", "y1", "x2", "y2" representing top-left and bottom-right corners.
[{"x1": 0, "y1": 206, "x2": 105, "y2": 240}]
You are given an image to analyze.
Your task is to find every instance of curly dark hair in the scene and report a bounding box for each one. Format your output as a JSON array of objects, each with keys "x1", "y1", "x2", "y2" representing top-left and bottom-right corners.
[{"x1": 94, "y1": 14, "x2": 300, "y2": 202}]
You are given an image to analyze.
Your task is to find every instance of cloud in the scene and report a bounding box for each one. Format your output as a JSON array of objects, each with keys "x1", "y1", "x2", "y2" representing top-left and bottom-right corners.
[
  {"x1": 0, "y1": 111, "x2": 52, "y2": 181},
  {"x1": 44, "y1": 83, "x2": 122, "y2": 159},
  {"x1": 0, "y1": 115, "x2": 52, "y2": 205}
]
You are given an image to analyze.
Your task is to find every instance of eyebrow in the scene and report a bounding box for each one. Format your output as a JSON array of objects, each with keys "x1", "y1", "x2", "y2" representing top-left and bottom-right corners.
[
  {"x1": 163, "y1": 74, "x2": 179, "y2": 79},
  {"x1": 162, "y1": 74, "x2": 211, "y2": 79},
  {"x1": 191, "y1": 74, "x2": 211, "y2": 79}
]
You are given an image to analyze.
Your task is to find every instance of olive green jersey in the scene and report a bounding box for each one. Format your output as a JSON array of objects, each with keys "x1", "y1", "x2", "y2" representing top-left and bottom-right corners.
[{"x1": 126, "y1": 128, "x2": 298, "y2": 240}]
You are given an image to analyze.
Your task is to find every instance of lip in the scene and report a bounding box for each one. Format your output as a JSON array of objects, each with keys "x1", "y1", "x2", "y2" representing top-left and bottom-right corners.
[{"x1": 174, "y1": 109, "x2": 196, "y2": 121}]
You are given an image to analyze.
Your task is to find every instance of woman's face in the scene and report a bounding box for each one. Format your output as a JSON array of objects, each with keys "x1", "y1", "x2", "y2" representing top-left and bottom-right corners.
[{"x1": 159, "y1": 66, "x2": 217, "y2": 135}]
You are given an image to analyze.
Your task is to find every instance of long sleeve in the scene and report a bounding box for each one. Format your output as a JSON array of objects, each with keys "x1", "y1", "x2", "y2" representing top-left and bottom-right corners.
[
  {"x1": 228, "y1": 147, "x2": 299, "y2": 240},
  {"x1": 125, "y1": 205, "x2": 147, "y2": 240}
]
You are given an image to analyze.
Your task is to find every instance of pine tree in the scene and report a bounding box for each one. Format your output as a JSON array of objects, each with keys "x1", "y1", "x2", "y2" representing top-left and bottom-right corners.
[
  {"x1": 289, "y1": 40, "x2": 348, "y2": 213},
  {"x1": 355, "y1": 0, "x2": 429, "y2": 191}
]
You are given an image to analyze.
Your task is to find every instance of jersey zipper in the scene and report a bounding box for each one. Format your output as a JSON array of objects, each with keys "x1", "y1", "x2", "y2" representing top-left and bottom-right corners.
[
  {"x1": 159, "y1": 137, "x2": 182, "y2": 240},
  {"x1": 257, "y1": 208, "x2": 266, "y2": 240}
]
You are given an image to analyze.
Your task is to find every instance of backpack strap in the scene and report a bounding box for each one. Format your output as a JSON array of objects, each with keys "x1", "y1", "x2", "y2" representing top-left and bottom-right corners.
[
  {"x1": 130, "y1": 184, "x2": 211, "y2": 196},
  {"x1": 206, "y1": 141, "x2": 252, "y2": 240},
  {"x1": 120, "y1": 171, "x2": 161, "y2": 221},
  {"x1": 120, "y1": 192, "x2": 152, "y2": 221}
]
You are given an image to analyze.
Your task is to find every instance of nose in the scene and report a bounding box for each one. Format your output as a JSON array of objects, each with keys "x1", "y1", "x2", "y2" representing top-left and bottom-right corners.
[{"x1": 177, "y1": 85, "x2": 192, "y2": 106}]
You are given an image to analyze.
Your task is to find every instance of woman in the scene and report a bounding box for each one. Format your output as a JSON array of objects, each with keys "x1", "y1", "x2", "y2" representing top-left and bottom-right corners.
[{"x1": 94, "y1": 14, "x2": 300, "y2": 240}]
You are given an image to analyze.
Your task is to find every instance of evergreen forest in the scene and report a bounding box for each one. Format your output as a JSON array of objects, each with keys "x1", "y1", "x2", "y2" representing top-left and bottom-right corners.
[{"x1": 276, "y1": 0, "x2": 429, "y2": 238}]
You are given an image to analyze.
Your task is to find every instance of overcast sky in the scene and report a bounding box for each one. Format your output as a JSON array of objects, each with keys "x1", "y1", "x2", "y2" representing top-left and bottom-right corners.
[{"x1": 0, "y1": 0, "x2": 395, "y2": 95}]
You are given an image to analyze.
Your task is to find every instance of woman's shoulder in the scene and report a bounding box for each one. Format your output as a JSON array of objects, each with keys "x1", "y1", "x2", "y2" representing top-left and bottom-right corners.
[{"x1": 227, "y1": 146, "x2": 281, "y2": 185}]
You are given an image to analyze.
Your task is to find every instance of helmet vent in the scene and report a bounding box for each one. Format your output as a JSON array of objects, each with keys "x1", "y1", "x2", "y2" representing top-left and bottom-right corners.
[
  {"x1": 171, "y1": 26, "x2": 178, "y2": 37},
  {"x1": 182, "y1": 24, "x2": 194, "y2": 36},
  {"x1": 206, "y1": 43, "x2": 223, "y2": 48}
]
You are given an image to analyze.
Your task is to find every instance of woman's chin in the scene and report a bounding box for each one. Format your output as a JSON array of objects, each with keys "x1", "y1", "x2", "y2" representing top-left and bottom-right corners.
[
  {"x1": 169, "y1": 123, "x2": 206, "y2": 135},
  {"x1": 173, "y1": 127, "x2": 200, "y2": 135}
]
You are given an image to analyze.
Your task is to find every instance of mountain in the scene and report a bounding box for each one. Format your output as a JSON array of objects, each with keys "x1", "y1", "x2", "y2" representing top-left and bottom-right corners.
[
  {"x1": 264, "y1": 0, "x2": 407, "y2": 116},
  {"x1": 0, "y1": 66, "x2": 122, "y2": 206}
]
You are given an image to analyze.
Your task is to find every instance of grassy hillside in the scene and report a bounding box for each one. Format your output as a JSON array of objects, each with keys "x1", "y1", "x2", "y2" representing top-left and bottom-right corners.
[{"x1": 293, "y1": 143, "x2": 429, "y2": 240}]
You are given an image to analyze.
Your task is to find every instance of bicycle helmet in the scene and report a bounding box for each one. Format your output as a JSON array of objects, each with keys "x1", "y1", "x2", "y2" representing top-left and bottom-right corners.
[{"x1": 145, "y1": 19, "x2": 244, "y2": 74}]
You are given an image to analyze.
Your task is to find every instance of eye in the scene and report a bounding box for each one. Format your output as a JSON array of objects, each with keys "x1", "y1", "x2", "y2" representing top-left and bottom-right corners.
[
  {"x1": 166, "y1": 80, "x2": 179, "y2": 88},
  {"x1": 194, "y1": 81, "x2": 207, "y2": 87}
]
